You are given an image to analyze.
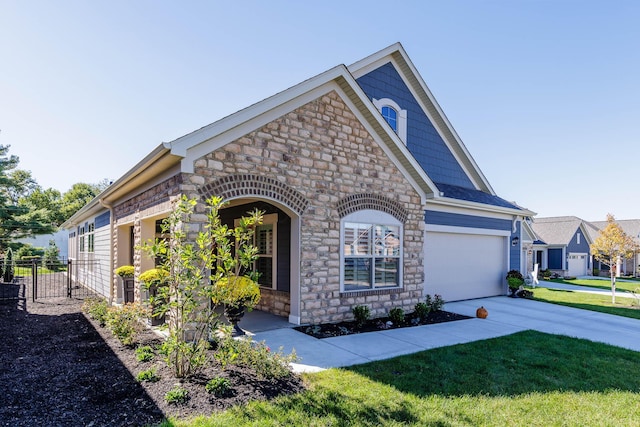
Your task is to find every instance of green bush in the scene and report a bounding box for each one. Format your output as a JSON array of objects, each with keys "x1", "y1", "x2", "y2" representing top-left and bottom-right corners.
[
  {"x1": 136, "y1": 367, "x2": 160, "y2": 382},
  {"x1": 135, "y1": 345, "x2": 155, "y2": 362},
  {"x1": 414, "y1": 302, "x2": 431, "y2": 322},
  {"x1": 106, "y1": 303, "x2": 148, "y2": 346},
  {"x1": 16, "y1": 244, "x2": 43, "y2": 260},
  {"x1": 82, "y1": 297, "x2": 110, "y2": 327},
  {"x1": 43, "y1": 241, "x2": 62, "y2": 271},
  {"x1": 205, "y1": 377, "x2": 231, "y2": 397},
  {"x1": 425, "y1": 294, "x2": 445, "y2": 312},
  {"x1": 389, "y1": 307, "x2": 405, "y2": 326},
  {"x1": 215, "y1": 335, "x2": 297, "y2": 380},
  {"x1": 352, "y1": 305, "x2": 371, "y2": 328},
  {"x1": 164, "y1": 386, "x2": 189, "y2": 405},
  {"x1": 2, "y1": 248, "x2": 15, "y2": 283}
]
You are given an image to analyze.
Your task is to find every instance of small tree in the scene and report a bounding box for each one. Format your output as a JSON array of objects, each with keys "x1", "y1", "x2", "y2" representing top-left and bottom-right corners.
[
  {"x1": 2, "y1": 247, "x2": 15, "y2": 283},
  {"x1": 142, "y1": 195, "x2": 262, "y2": 378},
  {"x1": 591, "y1": 214, "x2": 639, "y2": 304}
]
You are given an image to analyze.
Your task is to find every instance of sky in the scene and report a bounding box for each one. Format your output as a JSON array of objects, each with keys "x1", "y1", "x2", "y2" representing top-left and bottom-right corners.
[{"x1": 1, "y1": 0, "x2": 638, "y2": 222}]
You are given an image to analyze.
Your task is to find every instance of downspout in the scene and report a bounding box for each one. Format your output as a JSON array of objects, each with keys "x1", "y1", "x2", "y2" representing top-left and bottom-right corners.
[{"x1": 100, "y1": 198, "x2": 115, "y2": 305}]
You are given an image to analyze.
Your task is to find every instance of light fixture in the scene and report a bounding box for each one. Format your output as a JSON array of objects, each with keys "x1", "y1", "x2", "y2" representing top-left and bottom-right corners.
[{"x1": 511, "y1": 236, "x2": 519, "y2": 246}]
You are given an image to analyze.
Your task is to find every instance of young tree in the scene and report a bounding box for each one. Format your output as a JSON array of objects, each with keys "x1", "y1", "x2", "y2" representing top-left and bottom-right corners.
[
  {"x1": 590, "y1": 214, "x2": 639, "y2": 304},
  {"x1": 142, "y1": 195, "x2": 263, "y2": 378}
]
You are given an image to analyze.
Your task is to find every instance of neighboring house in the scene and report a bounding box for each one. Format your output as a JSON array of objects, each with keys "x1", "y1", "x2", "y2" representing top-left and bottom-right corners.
[
  {"x1": 61, "y1": 43, "x2": 534, "y2": 325},
  {"x1": 587, "y1": 219, "x2": 640, "y2": 277},
  {"x1": 530, "y1": 216, "x2": 594, "y2": 277},
  {"x1": 17, "y1": 230, "x2": 69, "y2": 259}
]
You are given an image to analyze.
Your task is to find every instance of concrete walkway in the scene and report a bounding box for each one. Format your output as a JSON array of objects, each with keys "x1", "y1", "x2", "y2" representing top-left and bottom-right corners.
[
  {"x1": 536, "y1": 278, "x2": 639, "y2": 298},
  {"x1": 249, "y1": 296, "x2": 640, "y2": 373}
]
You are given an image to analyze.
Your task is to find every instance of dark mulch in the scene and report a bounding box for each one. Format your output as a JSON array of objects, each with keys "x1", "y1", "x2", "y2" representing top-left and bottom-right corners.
[
  {"x1": 295, "y1": 310, "x2": 471, "y2": 339},
  {"x1": 0, "y1": 287, "x2": 304, "y2": 426}
]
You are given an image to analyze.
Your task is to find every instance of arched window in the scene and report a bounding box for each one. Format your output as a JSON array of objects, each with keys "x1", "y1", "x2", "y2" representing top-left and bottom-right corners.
[
  {"x1": 381, "y1": 106, "x2": 397, "y2": 132},
  {"x1": 341, "y1": 209, "x2": 403, "y2": 292},
  {"x1": 373, "y1": 98, "x2": 407, "y2": 143}
]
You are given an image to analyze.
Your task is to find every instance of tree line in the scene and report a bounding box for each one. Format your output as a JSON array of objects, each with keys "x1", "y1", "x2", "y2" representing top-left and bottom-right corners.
[{"x1": 0, "y1": 144, "x2": 108, "y2": 252}]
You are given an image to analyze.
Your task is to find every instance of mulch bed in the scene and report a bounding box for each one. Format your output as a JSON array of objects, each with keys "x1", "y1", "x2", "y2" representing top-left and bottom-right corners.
[
  {"x1": 295, "y1": 310, "x2": 471, "y2": 339},
  {"x1": 0, "y1": 290, "x2": 304, "y2": 426}
]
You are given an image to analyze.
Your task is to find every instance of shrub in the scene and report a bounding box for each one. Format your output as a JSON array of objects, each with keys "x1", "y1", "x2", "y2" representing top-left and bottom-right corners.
[
  {"x1": 206, "y1": 377, "x2": 231, "y2": 397},
  {"x1": 16, "y1": 244, "x2": 43, "y2": 260},
  {"x1": 414, "y1": 302, "x2": 431, "y2": 322},
  {"x1": 389, "y1": 307, "x2": 405, "y2": 326},
  {"x1": 425, "y1": 294, "x2": 445, "y2": 312},
  {"x1": 159, "y1": 335, "x2": 209, "y2": 377},
  {"x1": 506, "y1": 270, "x2": 525, "y2": 290},
  {"x1": 135, "y1": 345, "x2": 155, "y2": 362},
  {"x1": 352, "y1": 305, "x2": 371, "y2": 328},
  {"x1": 136, "y1": 367, "x2": 160, "y2": 382},
  {"x1": 106, "y1": 303, "x2": 148, "y2": 346},
  {"x1": 43, "y1": 241, "x2": 62, "y2": 271},
  {"x1": 215, "y1": 335, "x2": 297, "y2": 380},
  {"x1": 82, "y1": 297, "x2": 110, "y2": 327},
  {"x1": 115, "y1": 265, "x2": 134, "y2": 278},
  {"x1": 2, "y1": 248, "x2": 15, "y2": 283},
  {"x1": 164, "y1": 386, "x2": 189, "y2": 405}
]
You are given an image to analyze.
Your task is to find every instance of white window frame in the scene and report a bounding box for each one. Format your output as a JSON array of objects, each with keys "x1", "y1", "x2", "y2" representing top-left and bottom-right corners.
[
  {"x1": 340, "y1": 210, "x2": 403, "y2": 292},
  {"x1": 373, "y1": 98, "x2": 407, "y2": 144},
  {"x1": 236, "y1": 213, "x2": 278, "y2": 290}
]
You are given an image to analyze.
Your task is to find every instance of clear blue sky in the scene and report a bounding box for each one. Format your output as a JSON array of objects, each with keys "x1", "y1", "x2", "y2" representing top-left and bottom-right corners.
[{"x1": 1, "y1": 0, "x2": 638, "y2": 221}]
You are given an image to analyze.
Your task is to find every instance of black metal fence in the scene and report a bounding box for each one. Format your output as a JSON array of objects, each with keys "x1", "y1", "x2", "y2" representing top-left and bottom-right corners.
[{"x1": 1, "y1": 258, "x2": 99, "y2": 302}]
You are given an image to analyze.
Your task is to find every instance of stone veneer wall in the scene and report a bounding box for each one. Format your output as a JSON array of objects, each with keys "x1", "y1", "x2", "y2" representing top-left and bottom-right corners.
[
  {"x1": 112, "y1": 176, "x2": 184, "y2": 304},
  {"x1": 183, "y1": 90, "x2": 425, "y2": 325}
]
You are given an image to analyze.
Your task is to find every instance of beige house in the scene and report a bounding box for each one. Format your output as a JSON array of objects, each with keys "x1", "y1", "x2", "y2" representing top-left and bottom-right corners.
[{"x1": 63, "y1": 43, "x2": 533, "y2": 325}]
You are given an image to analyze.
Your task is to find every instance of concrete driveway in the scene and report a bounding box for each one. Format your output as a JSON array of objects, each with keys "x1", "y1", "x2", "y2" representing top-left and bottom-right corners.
[{"x1": 251, "y1": 296, "x2": 640, "y2": 373}]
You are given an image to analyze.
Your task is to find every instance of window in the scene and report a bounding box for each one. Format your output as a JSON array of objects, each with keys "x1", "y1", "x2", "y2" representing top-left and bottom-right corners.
[
  {"x1": 381, "y1": 106, "x2": 397, "y2": 132},
  {"x1": 79, "y1": 225, "x2": 85, "y2": 252},
  {"x1": 341, "y1": 210, "x2": 402, "y2": 291},
  {"x1": 373, "y1": 98, "x2": 407, "y2": 143},
  {"x1": 236, "y1": 213, "x2": 278, "y2": 289},
  {"x1": 87, "y1": 223, "x2": 95, "y2": 253},
  {"x1": 576, "y1": 232, "x2": 581, "y2": 245}
]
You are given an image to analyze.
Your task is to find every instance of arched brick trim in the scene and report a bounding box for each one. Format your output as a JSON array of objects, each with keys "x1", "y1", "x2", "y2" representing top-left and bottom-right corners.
[
  {"x1": 199, "y1": 174, "x2": 309, "y2": 216},
  {"x1": 337, "y1": 193, "x2": 409, "y2": 223}
]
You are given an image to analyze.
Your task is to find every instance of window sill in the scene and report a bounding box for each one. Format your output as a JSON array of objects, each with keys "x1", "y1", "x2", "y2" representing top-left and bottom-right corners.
[{"x1": 339, "y1": 287, "x2": 403, "y2": 298}]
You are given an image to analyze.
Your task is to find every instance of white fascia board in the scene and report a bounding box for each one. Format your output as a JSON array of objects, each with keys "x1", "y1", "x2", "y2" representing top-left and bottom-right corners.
[
  {"x1": 425, "y1": 223, "x2": 511, "y2": 237},
  {"x1": 167, "y1": 66, "x2": 349, "y2": 159},
  {"x1": 428, "y1": 196, "x2": 535, "y2": 217}
]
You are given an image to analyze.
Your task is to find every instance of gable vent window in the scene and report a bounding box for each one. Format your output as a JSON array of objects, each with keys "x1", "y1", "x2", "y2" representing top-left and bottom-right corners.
[{"x1": 373, "y1": 98, "x2": 407, "y2": 144}]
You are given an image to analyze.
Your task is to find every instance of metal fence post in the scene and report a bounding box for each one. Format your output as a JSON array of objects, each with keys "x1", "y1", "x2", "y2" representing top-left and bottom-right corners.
[
  {"x1": 31, "y1": 259, "x2": 37, "y2": 302},
  {"x1": 67, "y1": 259, "x2": 72, "y2": 298}
]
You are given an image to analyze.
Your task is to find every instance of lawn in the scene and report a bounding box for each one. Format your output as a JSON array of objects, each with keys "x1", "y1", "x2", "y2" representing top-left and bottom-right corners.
[
  {"x1": 547, "y1": 277, "x2": 640, "y2": 293},
  {"x1": 532, "y1": 285, "x2": 640, "y2": 320},
  {"x1": 165, "y1": 331, "x2": 640, "y2": 426}
]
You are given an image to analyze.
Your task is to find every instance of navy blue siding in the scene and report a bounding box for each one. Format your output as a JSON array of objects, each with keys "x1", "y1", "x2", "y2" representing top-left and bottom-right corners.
[
  {"x1": 95, "y1": 211, "x2": 110, "y2": 229},
  {"x1": 425, "y1": 210, "x2": 511, "y2": 231},
  {"x1": 356, "y1": 62, "x2": 474, "y2": 188},
  {"x1": 509, "y1": 221, "x2": 521, "y2": 271},
  {"x1": 567, "y1": 229, "x2": 590, "y2": 254},
  {"x1": 548, "y1": 248, "x2": 563, "y2": 270}
]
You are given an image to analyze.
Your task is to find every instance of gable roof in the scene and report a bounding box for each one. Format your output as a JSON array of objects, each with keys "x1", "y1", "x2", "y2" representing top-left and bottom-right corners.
[
  {"x1": 348, "y1": 43, "x2": 531, "y2": 215},
  {"x1": 531, "y1": 216, "x2": 591, "y2": 246},
  {"x1": 63, "y1": 43, "x2": 532, "y2": 229},
  {"x1": 588, "y1": 219, "x2": 640, "y2": 244}
]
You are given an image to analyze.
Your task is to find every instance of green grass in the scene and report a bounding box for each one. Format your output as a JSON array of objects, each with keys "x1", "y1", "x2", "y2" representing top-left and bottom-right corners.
[
  {"x1": 164, "y1": 331, "x2": 640, "y2": 426},
  {"x1": 532, "y1": 287, "x2": 640, "y2": 319},
  {"x1": 547, "y1": 277, "x2": 640, "y2": 293},
  {"x1": 13, "y1": 265, "x2": 61, "y2": 276}
]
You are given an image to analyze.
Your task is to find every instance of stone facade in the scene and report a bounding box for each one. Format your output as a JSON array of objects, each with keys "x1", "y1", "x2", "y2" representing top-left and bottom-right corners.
[
  {"x1": 186, "y1": 90, "x2": 425, "y2": 324},
  {"x1": 110, "y1": 90, "x2": 425, "y2": 325}
]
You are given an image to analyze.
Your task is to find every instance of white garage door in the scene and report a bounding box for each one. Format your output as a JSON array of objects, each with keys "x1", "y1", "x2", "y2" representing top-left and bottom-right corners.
[
  {"x1": 424, "y1": 232, "x2": 507, "y2": 301},
  {"x1": 567, "y1": 254, "x2": 587, "y2": 277}
]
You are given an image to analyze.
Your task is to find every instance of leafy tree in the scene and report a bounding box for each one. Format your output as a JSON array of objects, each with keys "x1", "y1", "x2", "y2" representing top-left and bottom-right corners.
[
  {"x1": 20, "y1": 187, "x2": 64, "y2": 226},
  {"x1": 59, "y1": 183, "x2": 101, "y2": 221},
  {"x1": 0, "y1": 145, "x2": 55, "y2": 251},
  {"x1": 590, "y1": 214, "x2": 639, "y2": 303},
  {"x1": 141, "y1": 195, "x2": 263, "y2": 378}
]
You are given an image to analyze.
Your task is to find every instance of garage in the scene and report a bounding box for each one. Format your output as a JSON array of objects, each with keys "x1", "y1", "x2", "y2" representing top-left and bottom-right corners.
[
  {"x1": 424, "y1": 231, "x2": 508, "y2": 301},
  {"x1": 567, "y1": 253, "x2": 588, "y2": 277}
]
